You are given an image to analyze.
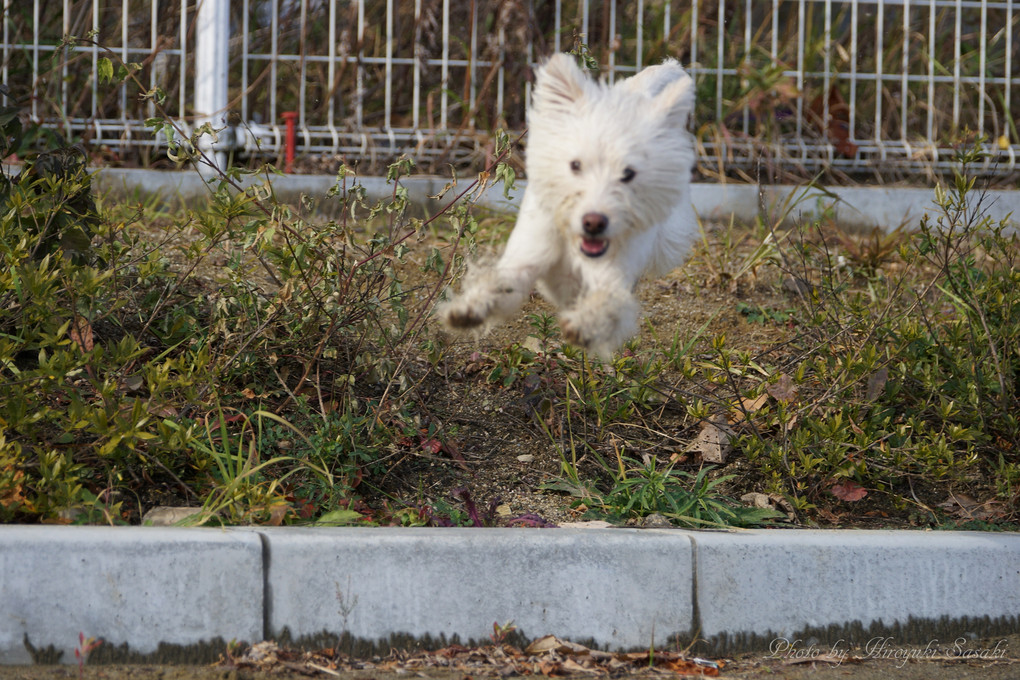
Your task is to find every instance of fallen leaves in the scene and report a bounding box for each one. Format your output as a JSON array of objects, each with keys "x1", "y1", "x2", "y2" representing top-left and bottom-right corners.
[
  {"x1": 830, "y1": 480, "x2": 868, "y2": 502},
  {"x1": 740, "y1": 492, "x2": 796, "y2": 521},
  {"x1": 693, "y1": 420, "x2": 732, "y2": 464},
  {"x1": 938, "y1": 493, "x2": 1006, "y2": 522},
  {"x1": 69, "y1": 316, "x2": 94, "y2": 353},
  {"x1": 766, "y1": 373, "x2": 797, "y2": 403},
  {"x1": 223, "y1": 636, "x2": 725, "y2": 677}
]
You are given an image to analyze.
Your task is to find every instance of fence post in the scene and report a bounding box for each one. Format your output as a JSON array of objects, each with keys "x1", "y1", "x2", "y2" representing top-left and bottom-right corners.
[{"x1": 194, "y1": 0, "x2": 231, "y2": 175}]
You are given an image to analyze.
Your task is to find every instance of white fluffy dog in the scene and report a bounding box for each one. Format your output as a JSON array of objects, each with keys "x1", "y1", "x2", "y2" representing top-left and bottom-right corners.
[{"x1": 440, "y1": 54, "x2": 698, "y2": 357}]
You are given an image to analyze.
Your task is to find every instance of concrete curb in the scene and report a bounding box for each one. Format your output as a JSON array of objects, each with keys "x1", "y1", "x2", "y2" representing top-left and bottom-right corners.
[
  {"x1": 2, "y1": 527, "x2": 1017, "y2": 664},
  {"x1": 92, "y1": 168, "x2": 1020, "y2": 232}
]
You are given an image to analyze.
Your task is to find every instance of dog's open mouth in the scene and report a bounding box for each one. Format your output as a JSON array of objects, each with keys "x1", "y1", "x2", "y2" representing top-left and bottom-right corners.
[{"x1": 580, "y1": 237, "x2": 609, "y2": 257}]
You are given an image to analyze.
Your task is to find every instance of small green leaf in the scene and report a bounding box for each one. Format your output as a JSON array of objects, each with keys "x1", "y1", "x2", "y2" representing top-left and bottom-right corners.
[
  {"x1": 313, "y1": 509, "x2": 364, "y2": 526},
  {"x1": 97, "y1": 57, "x2": 114, "y2": 84}
]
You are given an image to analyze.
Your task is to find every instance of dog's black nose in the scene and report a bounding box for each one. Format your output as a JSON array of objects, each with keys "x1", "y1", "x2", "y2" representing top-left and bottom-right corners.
[{"x1": 582, "y1": 212, "x2": 608, "y2": 235}]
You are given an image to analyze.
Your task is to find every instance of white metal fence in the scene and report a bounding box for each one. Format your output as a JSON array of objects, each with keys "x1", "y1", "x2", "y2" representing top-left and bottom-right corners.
[{"x1": 3, "y1": 0, "x2": 1018, "y2": 177}]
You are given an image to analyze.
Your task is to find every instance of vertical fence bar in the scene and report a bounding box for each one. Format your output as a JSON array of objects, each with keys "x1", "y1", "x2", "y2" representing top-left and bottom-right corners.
[
  {"x1": 849, "y1": 0, "x2": 858, "y2": 155},
  {"x1": 328, "y1": 0, "x2": 338, "y2": 135},
  {"x1": 91, "y1": 0, "x2": 98, "y2": 130},
  {"x1": 31, "y1": 0, "x2": 39, "y2": 121},
  {"x1": 1006, "y1": 0, "x2": 1014, "y2": 158},
  {"x1": 927, "y1": 0, "x2": 935, "y2": 157},
  {"x1": 149, "y1": 0, "x2": 159, "y2": 120},
  {"x1": 271, "y1": 0, "x2": 280, "y2": 129},
  {"x1": 715, "y1": 0, "x2": 723, "y2": 126},
  {"x1": 823, "y1": 0, "x2": 833, "y2": 160},
  {"x1": 771, "y1": 0, "x2": 779, "y2": 160},
  {"x1": 824, "y1": 0, "x2": 832, "y2": 160},
  {"x1": 771, "y1": 0, "x2": 778, "y2": 62},
  {"x1": 62, "y1": 0, "x2": 69, "y2": 130},
  {"x1": 690, "y1": 0, "x2": 698, "y2": 72},
  {"x1": 121, "y1": 0, "x2": 130, "y2": 145},
  {"x1": 554, "y1": 0, "x2": 561, "y2": 53},
  {"x1": 496, "y1": 23, "x2": 505, "y2": 123},
  {"x1": 386, "y1": 0, "x2": 396, "y2": 132},
  {"x1": 608, "y1": 0, "x2": 617, "y2": 83},
  {"x1": 635, "y1": 0, "x2": 643, "y2": 71},
  {"x1": 583, "y1": 0, "x2": 591, "y2": 46},
  {"x1": 742, "y1": 0, "x2": 752, "y2": 137},
  {"x1": 412, "y1": 0, "x2": 421, "y2": 130},
  {"x1": 299, "y1": 0, "x2": 308, "y2": 130},
  {"x1": 241, "y1": 0, "x2": 249, "y2": 124},
  {"x1": 662, "y1": 0, "x2": 669, "y2": 59},
  {"x1": 875, "y1": 0, "x2": 885, "y2": 159},
  {"x1": 179, "y1": 0, "x2": 187, "y2": 129},
  {"x1": 354, "y1": 0, "x2": 364, "y2": 133},
  {"x1": 952, "y1": 0, "x2": 961, "y2": 130},
  {"x1": 900, "y1": 0, "x2": 909, "y2": 146},
  {"x1": 795, "y1": 0, "x2": 805, "y2": 156},
  {"x1": 441, "y1": 0, "x2": 448, "y2": 129},
  {"x1": 2, "y1": 0, "x2": 8, "y2": 87},
  {"x1": 978, "y1": 0, "x2": 987, "y2": 136},
  {"x1": 469, "y1": 0, "x2": 477, "y2": 118}
]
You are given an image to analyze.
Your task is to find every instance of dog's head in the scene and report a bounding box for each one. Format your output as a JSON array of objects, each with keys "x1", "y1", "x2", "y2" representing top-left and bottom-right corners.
[{"x1": 525, "y1": 54, "x2": 696, "y2": 261}]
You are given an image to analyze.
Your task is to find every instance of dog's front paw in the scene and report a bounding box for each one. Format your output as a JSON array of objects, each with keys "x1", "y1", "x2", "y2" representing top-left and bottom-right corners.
[
  {"x1": 441, "y1": 300, "x2": 489, "y2": 329},
  {"x1": 559, "y1": 290, "x2": 640, "y2": 358},
  {"x1": 559, "y1": 317, "x2": 587, "y2": 348}
]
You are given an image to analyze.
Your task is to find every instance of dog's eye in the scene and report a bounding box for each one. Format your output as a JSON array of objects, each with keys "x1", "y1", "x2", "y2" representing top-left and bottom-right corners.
[
  {"x1": 570, "y1": 160, "x2": 582, "y2": 173},
  {"x1": 621, "y1": 167, "x2": 636, "y2": 183}
]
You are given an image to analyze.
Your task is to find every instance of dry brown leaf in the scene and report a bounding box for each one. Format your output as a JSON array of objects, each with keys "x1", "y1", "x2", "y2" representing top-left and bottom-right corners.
[
  {"x1": 266, "y1": 503, "x2": 289, "y2": 526},
  {"x1": 559, "y1": 658, "x2": 598, "y2": 674},
  {"x1": 525, "y1": 636, "x2": 561, "y2": 655},
  {"x1": 147, "y1": 403, "x2": 179, "y2": 418},
  {"x1": 767, "y1": 373, "x2": 797, "y2": 403},
  {"x1": 526, "y1": 636, "x2": 591, "y2": 657},
  {"x1": 731, "y1": 393, "x2": 768, "y2": 424},
  {"x1": 831, "y1": 480, "x2": 868, "y2": 502},
  {"x1": 663, "y1": 657, "x2": 720, "y2": 676},
  {"x1": 694, "y1": 420, "x2": 732, "y2": 464},
  {"x1": 938, "y1": 493, "x2": 1005, "y2": 521},
  {"x1": 69, "y1": 316, "x2": 94, "y2": 353},
  {"x1": 865, "y1": 367, "x2": 889, "y2": 402}
]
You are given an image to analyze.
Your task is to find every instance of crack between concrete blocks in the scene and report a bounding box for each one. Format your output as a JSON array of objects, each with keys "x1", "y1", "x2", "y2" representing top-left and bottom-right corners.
[
  {"x1": 257, "y1": 531, "x2": 272, "y2": 641},
  {"x1": 688, "y1": 535, "x2": 703, "y2": 640}
]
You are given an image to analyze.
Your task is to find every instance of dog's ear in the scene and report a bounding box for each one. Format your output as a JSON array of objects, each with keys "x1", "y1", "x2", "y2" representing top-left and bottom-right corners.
[
  {"x1": 532, "y1": 53, "x2": 590, "y2": 116},
  {"x1": 652, "y1": 71, "x2": 695, "y2": 128}
]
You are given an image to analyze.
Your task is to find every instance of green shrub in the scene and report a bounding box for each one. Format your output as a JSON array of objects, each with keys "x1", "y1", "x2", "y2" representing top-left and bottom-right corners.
[{"x1": 733, "y1": 143, "x2": 1019, "y2": 515}]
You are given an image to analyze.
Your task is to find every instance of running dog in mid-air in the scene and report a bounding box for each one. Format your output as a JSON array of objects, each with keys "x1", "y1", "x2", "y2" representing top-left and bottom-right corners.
[{"x1": 440, "y1": 54, "x2": 698, "y2": 357}]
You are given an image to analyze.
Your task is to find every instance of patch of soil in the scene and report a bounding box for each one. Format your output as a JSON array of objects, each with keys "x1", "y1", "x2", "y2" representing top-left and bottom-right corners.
[{"x1": 372, "y1": 225, "x2": 876, "y2": 529}]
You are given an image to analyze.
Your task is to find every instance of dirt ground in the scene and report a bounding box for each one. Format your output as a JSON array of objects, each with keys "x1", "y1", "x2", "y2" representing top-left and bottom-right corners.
[{"x1": 4, "y1": 633, "x2": 1017, "y2": 679}]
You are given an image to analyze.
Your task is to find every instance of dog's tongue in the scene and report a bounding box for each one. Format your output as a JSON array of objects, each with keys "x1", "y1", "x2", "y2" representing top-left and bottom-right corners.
[{"x1": 581, "y1": 237, "x2": 608, "y2": 256}]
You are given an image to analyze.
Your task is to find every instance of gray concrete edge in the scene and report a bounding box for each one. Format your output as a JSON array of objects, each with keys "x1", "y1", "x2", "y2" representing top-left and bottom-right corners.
[
  {"x1": 1, "y1": 526, "x2": 1018, "y2": 665},
  {"x1": 90, "y1": 167, "x2": 1020, "y2": 232}
]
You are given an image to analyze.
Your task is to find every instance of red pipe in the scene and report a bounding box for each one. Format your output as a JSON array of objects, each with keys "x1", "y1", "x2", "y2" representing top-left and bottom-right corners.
[{"x1": 281, "y1": 111, "x2": 299, "y2": 173}]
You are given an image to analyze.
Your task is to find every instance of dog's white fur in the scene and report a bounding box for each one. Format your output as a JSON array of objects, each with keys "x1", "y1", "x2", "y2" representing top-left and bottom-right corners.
[{"x1": 440, "y1": 54, "x2": 698, "y2": 357}]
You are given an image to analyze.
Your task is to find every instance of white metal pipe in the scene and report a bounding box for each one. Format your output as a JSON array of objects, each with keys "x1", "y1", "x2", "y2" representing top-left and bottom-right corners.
[{"x1": 195, "y1": 0, "x2": 231, "y2": 172}]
